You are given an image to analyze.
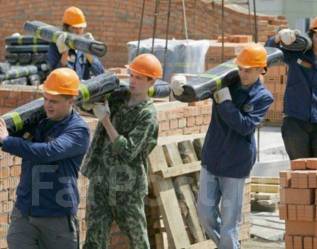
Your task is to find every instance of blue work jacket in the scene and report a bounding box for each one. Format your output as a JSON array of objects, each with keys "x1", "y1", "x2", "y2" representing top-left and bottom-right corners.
[
  {"x1": 2, "y1": 111, "x2": 90, "y2": 217},
  {"x1": 266, "y1": 37, "x2": 317, "y2": 123},
  {"x1": 47, "y1": 43, "x2": 105, "y2": 80},
  {"x1": 201, "y1": 79, "x2": 273, "y2": 178}
]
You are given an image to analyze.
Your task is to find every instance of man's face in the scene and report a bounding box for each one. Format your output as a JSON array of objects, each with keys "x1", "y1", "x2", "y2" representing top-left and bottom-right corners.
[
  {"x1": 69, "y1": 26, "x2": 85, "y2": 35},
  {"x1": 129, "y1": 71, "x2": 154, "y2": 96},
  {"x1": 43, "y1": 93, "x2": 73, "y2": 121},
  {"x1": 238, "y1": 66, "x2": 263, "y2": 86}
]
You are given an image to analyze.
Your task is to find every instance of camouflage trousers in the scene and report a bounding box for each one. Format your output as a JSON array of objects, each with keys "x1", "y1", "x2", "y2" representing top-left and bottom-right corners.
[{"x1": 82, "y1": 177, "x2": 150, "y2": 249}]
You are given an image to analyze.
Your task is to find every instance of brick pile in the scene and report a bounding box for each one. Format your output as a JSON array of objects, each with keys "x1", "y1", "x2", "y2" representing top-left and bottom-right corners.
[
  {"x1": 263, "y1": 65, "x2": 287, "y2": 124},
  {"x1": 279, "y1": 159, "x2": 317, "y2": 249}
]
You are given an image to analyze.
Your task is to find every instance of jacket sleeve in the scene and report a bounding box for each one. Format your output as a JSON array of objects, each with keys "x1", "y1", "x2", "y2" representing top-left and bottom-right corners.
[
  {"x1": 2, "y1": 126, "x2": 90, "y2": 164},
  {"x1": 111, "y1": 111, "x2": 158, "y2": 163},
  {"x1": 265, "y1": 36, "x2": 293, "y2": 63},
  {"x1": 47, "y1": 43, "x2": 61, "y2": 70},
  {"x1": 216, "y1": 94, "x2": 273, "y2": 136},
  {"x1": 89, "y1": 56, "x2": 105, "y2": 76}
]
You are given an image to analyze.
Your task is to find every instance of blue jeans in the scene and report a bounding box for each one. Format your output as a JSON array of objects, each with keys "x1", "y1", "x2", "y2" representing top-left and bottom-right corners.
[{"x1": 197, "y1": 167, "x2": 245, "y2": 249}]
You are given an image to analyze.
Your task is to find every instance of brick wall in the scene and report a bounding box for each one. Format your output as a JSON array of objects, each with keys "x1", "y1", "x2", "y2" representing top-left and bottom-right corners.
[{"x1": 0, "y1": 1, "x2": 287, "y2": 68}]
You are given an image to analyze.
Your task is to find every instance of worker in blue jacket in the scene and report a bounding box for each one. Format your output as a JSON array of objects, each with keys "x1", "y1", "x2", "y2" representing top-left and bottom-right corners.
[
  {"x1": 0, "y1": 68, "x2": 90, "y2": 249},
  {"x1": 47, "y1": 6, "x2": 104, "y2": 80},
  {"x1": 197, "y1": 44, "x2": 273, "y2": 249},
  {"x1": 266, "y1": 18, "x2": 317, "y2": 159}
]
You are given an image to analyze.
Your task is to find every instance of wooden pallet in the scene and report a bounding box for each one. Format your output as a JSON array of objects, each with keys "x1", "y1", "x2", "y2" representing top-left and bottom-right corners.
[{"x1": 147, "y1": 135, "x2": 250, "y2": 249}]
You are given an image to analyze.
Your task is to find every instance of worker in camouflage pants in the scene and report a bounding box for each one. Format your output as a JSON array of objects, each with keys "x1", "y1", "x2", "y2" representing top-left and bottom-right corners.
[{"x1": 81, "y1": 53, "x2": 161, "y2": 249}]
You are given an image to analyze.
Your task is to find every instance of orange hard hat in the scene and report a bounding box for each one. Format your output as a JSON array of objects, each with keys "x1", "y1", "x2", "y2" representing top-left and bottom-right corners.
[
  {"x1": 234, "y1": 43, "x2": 267, "y2": 68},
  {"x1": 42, "y1": 68, "x2": 80, "y2": 96},
  {"x1": 310, "y1": 17, "x2": 317, "y2": 31},
  {"x1": 63, "y1": 6, "x2": 87, "y2": 28},
  {"x1": 126, "y1": 53, "x2": 163, "y2": 79}
]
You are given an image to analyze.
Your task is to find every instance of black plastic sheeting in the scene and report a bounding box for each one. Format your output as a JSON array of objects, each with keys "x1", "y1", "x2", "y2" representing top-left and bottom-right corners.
[
  {"x1": 5, "y1": 35, "x2": 49, "y2": 45},
  {"x1": 2, "y1": 71, "x2": 119, "y2": 135},
  {"x1": 0, "y1": 65, "x2": 38, "y2": 81},
  {"x1": 281, "y1": 34, "x2": 312, "y2": 52},
  {"x1": 6, "y1": 45, "x2": 49, "y2": 53},
  {"x1": 174, "y1": 47, "x2": 284, "y2": 102},
  {"x1": 24, "y1": 21, "x2": 107, "y2": 57}
]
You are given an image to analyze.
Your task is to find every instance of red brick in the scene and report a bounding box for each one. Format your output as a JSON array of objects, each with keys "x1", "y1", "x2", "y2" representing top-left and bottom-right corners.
[
  {"x1": 291, "y1": 159, "x2": 307, "y2": 170},
  {"x1": 293, "y1": 236, "x2": 303, "y2": 249},
  {"x1": 307, "y1": 159, "x2": 317, "y2": 170},
  {"x1": 285, "y1": 235, "x2": 294, "y2": 249},
  {"x1": 280, "y1": 171, "x2": 291, "y2": 187},
  {"x1": 288, "y1": 205, "x2": 297, "y2": 221},
  {"x1": 284, "y1": 188, "x2": 314, "y2": 205},
  {"x1": 313, "y1": 237, "x2": 317, "y2": 249},
  {"x1": 309, "y1": 172, "x2": 317, "y2": 188},
  {"x1": 285, "y1": 221, "x2": 315, "y2": 236},
  {"x1": 304, "y1": 237, "x2": 313, "y2": 249},
  {"x1": 304, "y1": 206, "x2": 315, "y2": 221},
  {"x1": 279, "y1": 204, "x2": 287, "y2": 220}
]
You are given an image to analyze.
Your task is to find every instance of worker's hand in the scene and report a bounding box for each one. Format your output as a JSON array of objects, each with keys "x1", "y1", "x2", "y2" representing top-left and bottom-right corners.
[
  {"x1": 213, "y1": 87, "x2": 232, "y2": 104},
  {"x1": 276, "y1": 28, "x2": 297, "y2": 45},
  {"x1": 170, "y1": 74, "x2": 186, "y2": 96},
  {"x1": 56, "y1": 32, "x2": 68, "y2": 54},
  {"x1": 93, "y1": 101, "x2": 110, "y2": 121},
  {"x1": 84, "y1": 32, "x2": 94, "y2": 40},
  {"x1": 0, "y1": 119, "x2": 9, "y2": 143}
]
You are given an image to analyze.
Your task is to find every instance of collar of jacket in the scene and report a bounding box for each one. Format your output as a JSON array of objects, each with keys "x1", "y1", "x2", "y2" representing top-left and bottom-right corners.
[
  {"x1": 39, "y1": 109, "x2": 77, "y2": 128},
  {"x1": 237, "y1": 78, "x2": 262, "y2": 98}
]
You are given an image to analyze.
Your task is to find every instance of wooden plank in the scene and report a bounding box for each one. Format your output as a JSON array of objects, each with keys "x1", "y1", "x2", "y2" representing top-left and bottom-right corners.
[
  {"x1": 157, "y1": 161, "x2": 201, "y2": 179},
  {"x1": 251, "y1": 177, "x2": 279, "y2": 185},
  {"x1": 148, "y1": 146, "x2": 190, "y2": 249},
  {"x1": 186, "y1": 240, "x2": 217, "y2": 249},
  {"x1": 251, "y1": 184, "x2": 279, "y2": 193},
  {"x1": 164, "y1": 143, "x2": 206, "y2": 243}
]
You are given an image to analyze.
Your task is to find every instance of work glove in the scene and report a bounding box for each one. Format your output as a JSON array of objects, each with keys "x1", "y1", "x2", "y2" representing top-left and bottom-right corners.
[
  {"x1": 170, "y1": 74, "x2": 186, "y2": 96},
  {"x1": 276, "y1": 28, "x2": 298, "y2": 45},
  {"x1": 84, "y1": 32, "x2": 94, "y2": 40},
  {"x1": 56, "y1": 32, "x2": 68, "y2": 54},
  {"x1": 93, "y1": 101, "x2": 110, "y2": 121},
  {"x1": 213, "y1": 87, "x2": 232, "y2": 104}
]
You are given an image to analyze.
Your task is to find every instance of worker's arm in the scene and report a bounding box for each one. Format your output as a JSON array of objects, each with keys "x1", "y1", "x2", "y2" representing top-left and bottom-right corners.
[
  {"x1": 47, "y1": 43, "x2": 66, "y2": 69},
  {"x1": 216, "y1": 94, "x2": 273, "y2": 136},
  {"x1": 1, "y1": 126, "x2": 90, "y2": 163},
  {"x1": 94, "y1": 103, "x2": 157, "y2": 163}
]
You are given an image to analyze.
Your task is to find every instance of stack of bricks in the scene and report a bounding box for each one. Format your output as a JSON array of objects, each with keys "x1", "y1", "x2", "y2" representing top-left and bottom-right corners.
[
  {"x1": 157, "y1": 100, "x2": 211, "y2": 137},
  {"x1": 263, "y1": 65, "x2": 288, "y2": 124},
  {"x1": 279, "y1": 158, "x2": 317, "y2": 248}
]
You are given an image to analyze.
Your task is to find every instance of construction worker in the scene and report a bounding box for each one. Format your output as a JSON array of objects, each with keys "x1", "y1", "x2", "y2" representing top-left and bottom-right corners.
[
  {"x1": 266, "y1": 19, "x2": 317, "y2": 160},
  {"x1": 0, "y1": 68, "x2": 90, "y2": 249},
  {"x1": 47, "y1": 6, "x2": 104, "y2": 80},
  {"x1": 172, "y1": 44, "x2": 273, "y2": 249},
  {"x1": 81, "y1": 53, "x2": 160, "y2": 249}
]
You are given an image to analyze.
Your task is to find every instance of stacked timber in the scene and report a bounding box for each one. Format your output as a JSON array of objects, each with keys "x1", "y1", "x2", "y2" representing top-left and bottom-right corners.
[
  {"x1": 147, "y1": 135, "x2": 251, "y2": 249},
  {"x1": 279, "y1": 158, "x2": 317, "y2": 248},
  {"x1": 251, "y1": 177, "x2": 279, "y2": 212}
]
